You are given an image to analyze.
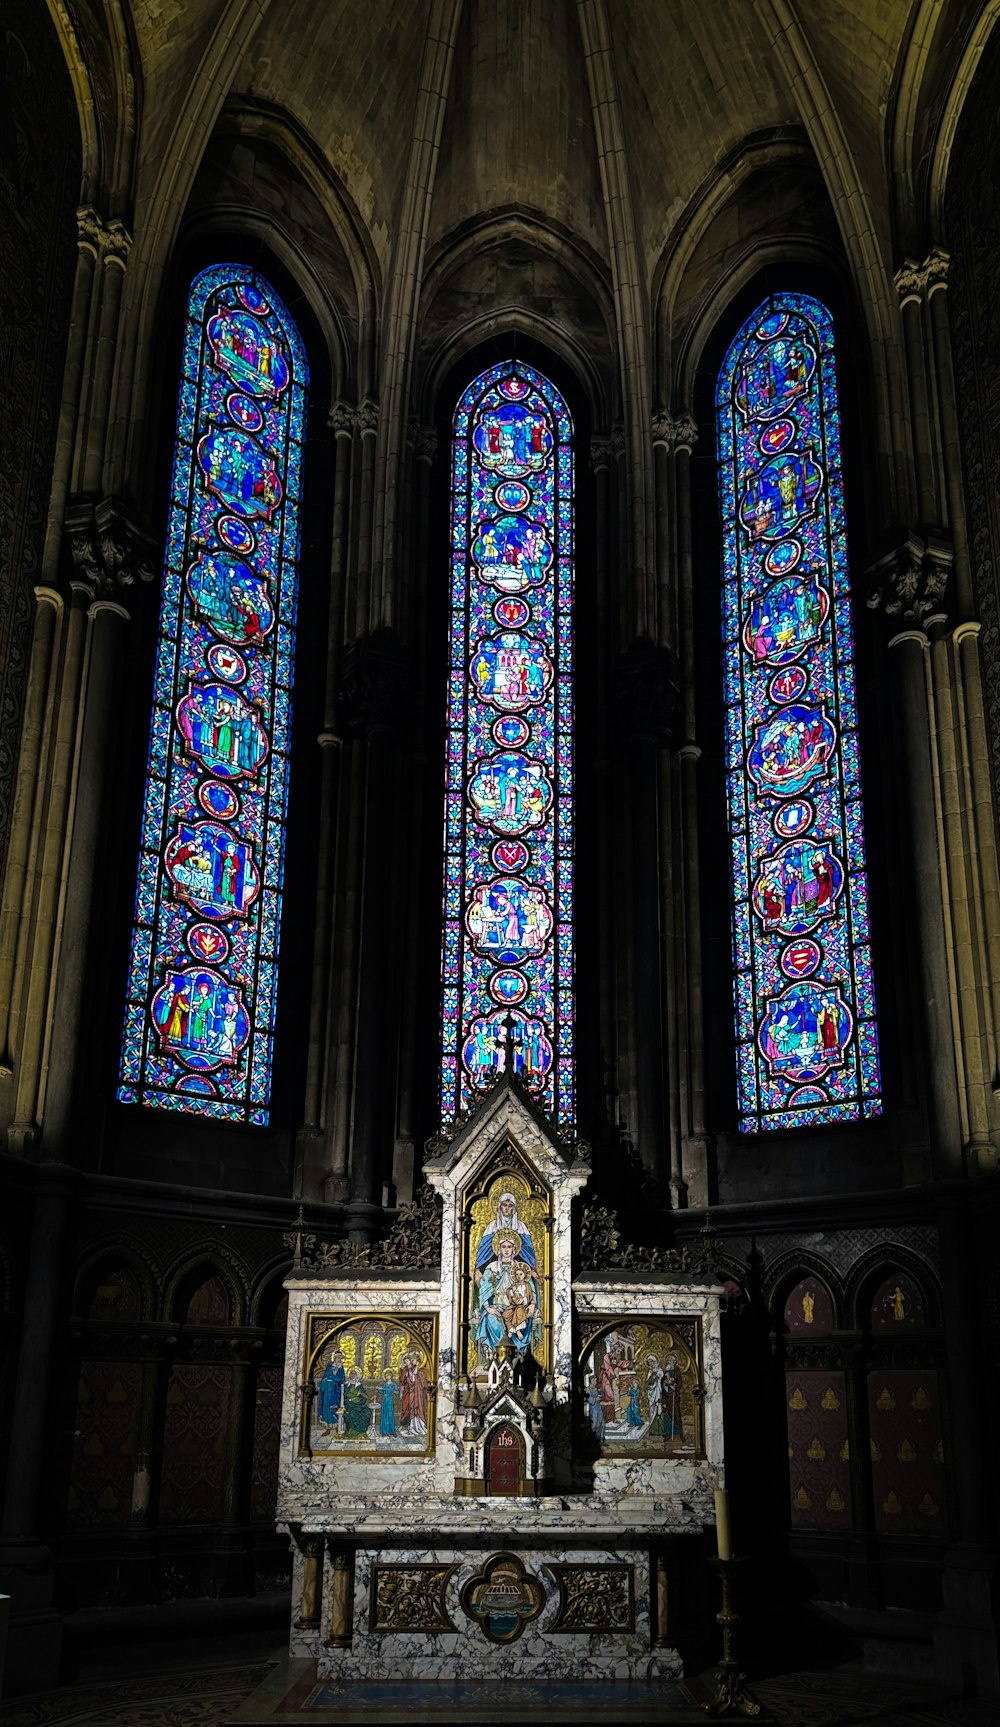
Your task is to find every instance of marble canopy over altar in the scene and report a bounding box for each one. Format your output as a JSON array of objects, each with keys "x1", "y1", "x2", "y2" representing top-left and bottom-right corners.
[{"x1": 277, "y1": 1080, "x2": 726, "y2": 1679}]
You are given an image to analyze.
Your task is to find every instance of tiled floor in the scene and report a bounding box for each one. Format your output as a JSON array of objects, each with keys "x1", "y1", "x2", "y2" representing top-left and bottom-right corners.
[{"x1": 2, "y1": 1654, "x2": 999, "y2": 1727}]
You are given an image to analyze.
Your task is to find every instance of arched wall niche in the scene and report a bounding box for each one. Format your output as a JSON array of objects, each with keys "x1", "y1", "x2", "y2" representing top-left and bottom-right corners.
[
  {"x1": 686, "y1": 265, "x2": 903, "y2": 1202},
  {"x1": 417, "y1": 214, "x2": 617, "y2": 433},
  {"x1": 163, "y1": 1251, "x2": 247, "y2": 1329},
  {"x1": 103, "y1": 236, "x2": 333, "y2": 1198},
  {"x1": 73, "y1": 1250, "x2": 155, "y2": 1326}
]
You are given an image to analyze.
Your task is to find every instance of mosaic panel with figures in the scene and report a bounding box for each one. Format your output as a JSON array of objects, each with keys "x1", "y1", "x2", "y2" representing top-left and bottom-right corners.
[
  {"x1": 303, "y1": 1314, "x2": 437, "y2": 1458},
  {"x1": 867, "y1": 1369, "x2": 947, "y2": 1535},
  {"x1": 578, "y1": 1319, "x2": 703, "y2": 1458},
  {"x1": 459, "y1": 1145, "x2": 553, "y2": 1381},
  {"x1": 785, "y1": 1369, "x2": 852, "y2": 1529}
]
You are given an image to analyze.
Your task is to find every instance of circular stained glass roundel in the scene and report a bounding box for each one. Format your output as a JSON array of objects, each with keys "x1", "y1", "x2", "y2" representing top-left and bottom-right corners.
[
  {"x1": 491, "y1": 837, "x2": 529, "y2": 873},
  {"x1": 759, "y1": 418, "x2": 795, "y2": 456},
  {"x1": 769, "y1": 666, "x2": 808, "y2": 705},
  {"x1": 493, "y1": 715, "x2": 529, "y2": 748},
  {"x1": 780, "y1": 938, "x2": 822, "y2": 980},
  {"x1": 206, "y1": 643, "x2": 247, "y2": 684},
  {"x1": 217, "y1": 516, "x2": 256, "y2": 555},
  {"x1": 187, "y1": 922, "x2": 231, "y2": 965},
  {"x1": 495, "y1": 480, "x2": 531, "y2": 512},
  {"x1": 226, "y1": 392, "x2": 264, "y2": 433},
  {"x1": 494, "y1": 596, "x2": 530, "y2": 629},
  {"x1": 490, "y1": 970, "x2": 529, "y2": 1006},
  {"x1": 765, "y1": 539, "x2": 802, "y2": 577},
  {"x1": 773, "y1": 799, "x2": 814, "y2": 839},
  {"x1": 238, "y1": 284, "x2": 269, "y2": 313},
  {"x1": 198, "y1": 780, "x2": 240, "y2": 822}
]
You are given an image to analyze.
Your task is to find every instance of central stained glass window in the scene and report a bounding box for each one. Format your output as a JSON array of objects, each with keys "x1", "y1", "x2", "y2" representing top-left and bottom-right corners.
[
  {"x1": 717, "y1": 292, "x2": 881, "y2": 1132},
  {"x1": 440, "y1": 361, "x2": 574, "y2": 1134},
  {"x1": 118, "y1": 263, "x2": 307, "y2": 1124}
]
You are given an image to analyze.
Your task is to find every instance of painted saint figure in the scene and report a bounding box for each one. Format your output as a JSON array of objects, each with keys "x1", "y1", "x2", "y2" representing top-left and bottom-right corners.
[
  {"x1": 399, "y1": 1353, "x2": 429, "y2": 1436},
  {"x1": 317, "y1": 1350, "x2": 346, "y2": 1426}
]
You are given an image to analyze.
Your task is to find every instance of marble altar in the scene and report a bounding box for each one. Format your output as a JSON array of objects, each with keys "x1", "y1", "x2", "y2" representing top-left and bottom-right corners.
[{"x1": 277, "y1": 1080, "x2": 726, "y2": 1679}]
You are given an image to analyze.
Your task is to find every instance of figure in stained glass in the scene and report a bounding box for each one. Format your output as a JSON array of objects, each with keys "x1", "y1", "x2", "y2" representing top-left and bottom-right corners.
[
  {"x1": 119, "y1": 264, "x2": 307, "y2": 1124},
  {"x1": 717, "y1": 293, "x2": 880, "y2": 1131},
  {"x1": 164, "y1": 821, "x2": 259, "y2": 919},
  {"x1": 185, "y1": 551, "x2": 275, "y2": 647}
]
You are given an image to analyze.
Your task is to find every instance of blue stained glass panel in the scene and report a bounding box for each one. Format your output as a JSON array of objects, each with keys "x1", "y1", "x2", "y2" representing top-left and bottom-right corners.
[
  {"x1": 440, "y1": 362, "x2": 574, "y2": 1135},
  {"x1": 716, "y1": 294, "x2": 881, "y2": 1132},
  {"x1": 118, "y1": 265, "x2": 308, "y2": 1123}
]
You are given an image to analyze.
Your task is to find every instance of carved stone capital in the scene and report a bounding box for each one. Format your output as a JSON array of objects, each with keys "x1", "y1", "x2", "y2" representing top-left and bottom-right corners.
[
  {"x1": 615, "y1": 640, "x2": 681, "y2": 745},
  {"x1": 412, "y1": 425, "x2": 439, "y2": 465},
  {"x1": 866, "y1": 533, "x2": 953, "y2": 626},
  {"x1": 328, "y1": 400, "x2": 355, "y2": 439},
  {"x1": 75, "y1": 206, "x2": 132, "y2": 268},
  {"x1": 894, "y1": 247, "x2": 951, "y2": 308},
  {"x1": 672, "y1": 413, "x2": 698, "y2": 454},
  {"x1": 337, "y1": 630, "x2": 413, "y2": 740},
  {"x1": 609, "y1": 423, "x2": 627, "y2": 461},
  {"x1": 354, "y1": 397, "x2": 379, "y2": 437},
  {"x1": 651, "y1": 412, "x2": 674, "y2": 450},
  {"x1": 589, "y1": 435, "x2": 613, "y2": 473},
  {"x1": 65, "y1": 499, "x2": 157, "y2": 601}
]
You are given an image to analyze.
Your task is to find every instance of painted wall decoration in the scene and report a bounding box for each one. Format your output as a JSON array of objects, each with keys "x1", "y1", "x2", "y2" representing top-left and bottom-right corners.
[
  {"x1": 578, "y1": 1320, "x2": 703, "y2": 1458},
  {"x1": 459, "y1": 1145, "x2": 552, "y2": 1381},
  {"x1": 785, "y1": 1369, "x2": 852, "y2": 1529},
  {"x1": 867, "y1": 1370, "x2": 946, "y2": 1534},
  {"x1": 717, "y1": 294, "x2": 881, "y2": 1131},
  {"x1": 440, "y1": 363, "x2": 574, "y2": 1134},
  {"x1": 119, "y1": 265, "x2": 307, "y2": 1124},
  {"x1": 303, "y1": 1314, "x2": 437, "y2": 1458}
]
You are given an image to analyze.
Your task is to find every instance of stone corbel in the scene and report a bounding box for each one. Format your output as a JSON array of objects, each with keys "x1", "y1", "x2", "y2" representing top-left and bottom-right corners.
[
  {"x1": 615, "y1": 640, "x2": 682, "y2": 746},
  {"x1": 866, "y1": 533, "x2": 953, "y2": 628},
  {"x1": 336, "y1": 630, "x2": 413, "y2": 740}
]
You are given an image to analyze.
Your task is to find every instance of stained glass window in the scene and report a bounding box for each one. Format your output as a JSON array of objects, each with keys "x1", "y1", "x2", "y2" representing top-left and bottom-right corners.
[
  {"x1": 440, "y1": 362, "x2": 574, "y2": 1135},
  {"x1": 118, "y1": 264, "x2": 308, "y2": 1124},
  {"x1": 717, "y1": 293, "x2": 881, "y2": 1132}
]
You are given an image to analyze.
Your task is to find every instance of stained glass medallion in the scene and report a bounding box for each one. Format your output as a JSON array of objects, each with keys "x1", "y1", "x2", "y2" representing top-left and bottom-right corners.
[
  {"x1": 440, "y1": 363, "x2": 574, "y2": 1135},
  {"x1": 717, "y1": 294, "x2": 881, "y2": 1131},
  {"x1": 118, "y1": 265, "x2": 307, "y2": 1124}
]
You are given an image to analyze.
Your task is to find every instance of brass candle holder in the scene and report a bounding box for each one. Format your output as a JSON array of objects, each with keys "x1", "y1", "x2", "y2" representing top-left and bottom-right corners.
[{"x1": 703, "y1": 1556, "x2": 760, "y2": 1717}]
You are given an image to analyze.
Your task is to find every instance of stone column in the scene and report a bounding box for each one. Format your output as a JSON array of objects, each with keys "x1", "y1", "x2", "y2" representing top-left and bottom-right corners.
[
  {"x1": 393, "y1": 427, "x2": 436, "y2": 1205},
  {"x1": 673, "y1": 417, "x2": 709, "y2": 1204},
  {"x1": 298, "y1": 404, "x2": 354, "y2": 1199},
  {"x1": 292, "y1": 1530, "x2": 325, "y2": 1631},
  {"x1": 615, "y1": 642, "x2": 679, "y2": 1183},
  {"x1": 0, "y1": 1169, "x2": 76, "y2": 1686},
  {"x1": 338, "y1": 633, "x2": 413, "y2": 1235},
  {"x1": 325, "y1": 1544, "x2": 355, "y2": 1647}
]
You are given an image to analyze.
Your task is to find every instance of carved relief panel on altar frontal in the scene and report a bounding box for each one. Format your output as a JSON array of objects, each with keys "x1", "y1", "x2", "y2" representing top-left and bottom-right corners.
[
  {"x1": 302, "y1": 1314, "x2": 437, "y2": 1458},
  {"x1": 459, "y1": 1143, "x2": 553, "y2": 1382},
  {"x1": 578, "y1": 1320, "x2": 703, "y2": 1458}
]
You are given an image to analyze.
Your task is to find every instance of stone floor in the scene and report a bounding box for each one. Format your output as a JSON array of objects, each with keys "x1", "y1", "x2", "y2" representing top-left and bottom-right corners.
[{"x1": 1, "y1": 1651, "x2": 999, "y2": 1727}]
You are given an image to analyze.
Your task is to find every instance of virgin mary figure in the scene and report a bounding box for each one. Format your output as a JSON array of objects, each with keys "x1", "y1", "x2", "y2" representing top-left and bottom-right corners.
[
  {"x1": 474, "y1": 1191, "x2": 537, "y2": 1289},
  {"x1": 474, "y1": 1231, "x2": 539, "y2": 1360}
]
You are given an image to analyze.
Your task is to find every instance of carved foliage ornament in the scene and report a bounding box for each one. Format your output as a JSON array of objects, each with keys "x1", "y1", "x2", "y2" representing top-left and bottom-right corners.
[
  {"x1": 285, "y1": 1184, "x2": 443, "y2": 1270},
  {"x1": 578, "y1": 1201, "x2": 721, "y2": 1275}
]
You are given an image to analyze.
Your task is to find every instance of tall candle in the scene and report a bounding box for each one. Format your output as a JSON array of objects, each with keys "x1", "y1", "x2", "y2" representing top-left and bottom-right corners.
[{"x1": 714, "y1": 1487, "x2": 733, "y2": 1561}]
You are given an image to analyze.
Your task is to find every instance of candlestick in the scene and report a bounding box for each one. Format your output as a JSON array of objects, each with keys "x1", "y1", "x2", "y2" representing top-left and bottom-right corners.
[
  {"x1": 714, "y1": 1487, "x2": 733, "y2": 1560},
  {"x1": 703, "y1": 1557, "x2": 760, "y2": 1718}
]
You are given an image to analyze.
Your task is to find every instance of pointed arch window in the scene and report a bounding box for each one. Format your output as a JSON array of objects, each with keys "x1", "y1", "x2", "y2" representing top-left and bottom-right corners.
[
  {"x1": 440, "y1": 362, "x2": 574, "y2": 1135},
  {"x1": 716, "y1": 294, "x2": 880, "y2": 1131},
  {"x1": 118, "y1": 264, "x2": 308, "y2": 1124}
]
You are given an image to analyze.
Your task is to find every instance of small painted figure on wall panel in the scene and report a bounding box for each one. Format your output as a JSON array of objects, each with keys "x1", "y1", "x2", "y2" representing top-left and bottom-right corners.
[
  {"x1": 303, "y1": 1314, "x2": 437, "y2": 1458},
  {"x1": 578, "y1": 1320, "x2": 703, "y2": 1458}
]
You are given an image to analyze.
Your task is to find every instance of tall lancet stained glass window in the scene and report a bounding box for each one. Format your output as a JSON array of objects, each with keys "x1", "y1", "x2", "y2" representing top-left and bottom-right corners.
[
  {"x1": 717, "y1": 294, "x2": 880, "y2": 1132},
  {"x1": 118, "y1": 264, "x2": 307, "y2": 1124},
  {"x1": 440, "y1": 363, "x2": 574, "y2": 1135}
]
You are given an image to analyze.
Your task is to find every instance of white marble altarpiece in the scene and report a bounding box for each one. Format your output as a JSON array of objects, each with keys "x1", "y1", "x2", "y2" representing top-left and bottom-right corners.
[{"x1": 277, "y1": 1079, "x2": 726, "y2": 1680}]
